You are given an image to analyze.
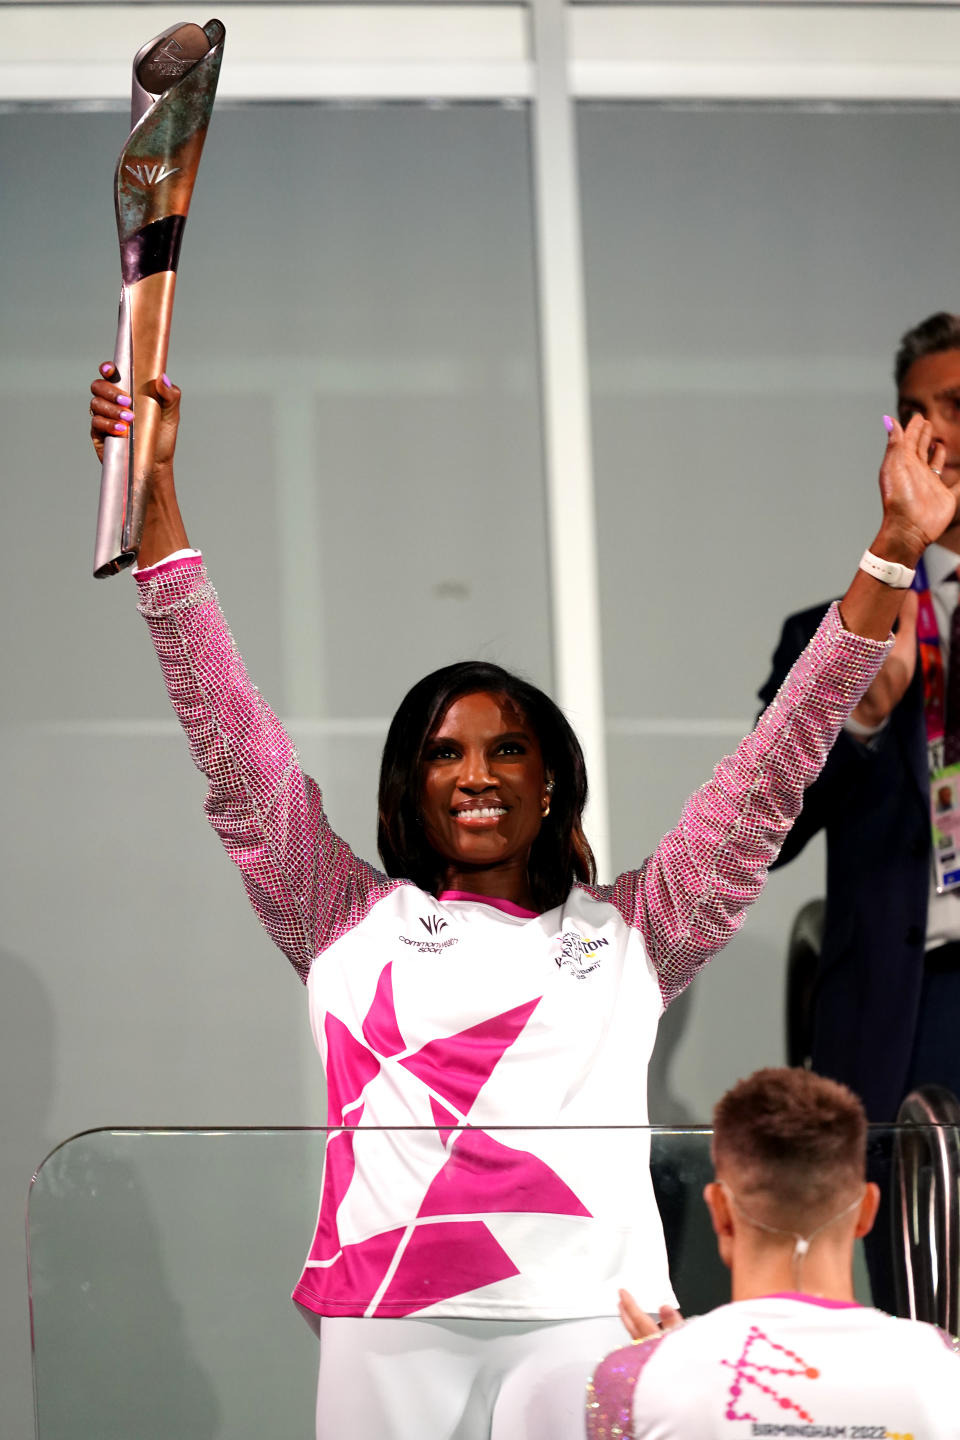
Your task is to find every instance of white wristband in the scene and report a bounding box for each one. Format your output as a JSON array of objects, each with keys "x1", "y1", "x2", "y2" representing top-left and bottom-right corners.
[
  {"x1": 844, "y1": 712, "x2": 890, "y2": 740},
  {"x1": 858, "y1": 549, "x2": 916, "y2": 589}
]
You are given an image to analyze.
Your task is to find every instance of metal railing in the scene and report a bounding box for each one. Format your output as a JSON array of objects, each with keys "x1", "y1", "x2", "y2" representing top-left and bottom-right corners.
[{"x1": 893, "y1": 1085, "x2": 960, "y2": 1336}]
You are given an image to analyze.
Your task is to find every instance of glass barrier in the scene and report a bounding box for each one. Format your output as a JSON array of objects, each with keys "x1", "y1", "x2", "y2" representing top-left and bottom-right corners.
[{"x1": 27, "y1": 1123, "x2": 960, "y2": 1440}]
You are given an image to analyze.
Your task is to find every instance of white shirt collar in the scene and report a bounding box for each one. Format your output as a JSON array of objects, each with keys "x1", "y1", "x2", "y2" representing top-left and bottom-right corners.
[{"x1": 924, "y1": 541, "x2": 960, "y2": 589}]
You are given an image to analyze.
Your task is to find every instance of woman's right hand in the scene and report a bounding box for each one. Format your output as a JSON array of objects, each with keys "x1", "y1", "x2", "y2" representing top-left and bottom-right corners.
[
  {"x1": 89, "y1": 362, "x2": 190, "y2": 566},
  {"x1": 89, "y1": 363, "x2": 182, "y2": 474}
]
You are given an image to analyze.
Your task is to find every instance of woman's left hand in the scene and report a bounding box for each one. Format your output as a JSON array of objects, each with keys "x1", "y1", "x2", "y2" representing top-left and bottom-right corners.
[
  {"x1": 874, "y1": 412, "x2": 954, "y2": 565},
  {"x1": 839, "y1": 414, "x2": 958, "y2": 641}
]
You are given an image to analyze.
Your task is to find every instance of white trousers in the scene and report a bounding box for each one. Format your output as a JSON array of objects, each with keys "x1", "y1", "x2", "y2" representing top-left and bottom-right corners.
[{"x1": 316, "y1": 1314, "x2": 626, "y2": 1440}]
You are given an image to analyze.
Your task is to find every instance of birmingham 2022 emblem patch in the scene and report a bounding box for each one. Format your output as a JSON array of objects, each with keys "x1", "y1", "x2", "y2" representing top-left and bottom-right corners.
[{"x1": 554, "y1": 928, "x2": 609, "y2": 978}]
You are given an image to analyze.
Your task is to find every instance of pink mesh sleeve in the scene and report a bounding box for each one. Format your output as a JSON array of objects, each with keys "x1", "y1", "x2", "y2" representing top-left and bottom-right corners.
[
  {"x1": 135, "y1": 558, "x2": 403, "y2": 982},
  {"x1": 587, "y1": 602, "x2": 892, "y2": 1004}
]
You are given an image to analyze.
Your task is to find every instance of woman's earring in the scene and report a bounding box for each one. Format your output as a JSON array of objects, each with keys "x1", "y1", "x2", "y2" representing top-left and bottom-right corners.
[{"x1": 542, "y1": 779, "x2": 554, "y2": 818}]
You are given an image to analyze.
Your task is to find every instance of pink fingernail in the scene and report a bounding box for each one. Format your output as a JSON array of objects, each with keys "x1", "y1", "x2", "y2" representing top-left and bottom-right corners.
[
  {"x1": 117, "y1": 394, "x2": 132, "y2": 407},
  {"x1": 883, "y1": 415, "x2": 895, "y2": 433},
  {"x1": 113, "y1": 422, "x2": 128, "y2": 435},
  {"x1": 162, "y1": 373, "x2": 171, "y2": 387},
  {"x1": 99, "y1": 362, "x2": 113, "y2": 376},
  {"x1": 119, "y1": 408, "x2": 134, "y2": 421}
]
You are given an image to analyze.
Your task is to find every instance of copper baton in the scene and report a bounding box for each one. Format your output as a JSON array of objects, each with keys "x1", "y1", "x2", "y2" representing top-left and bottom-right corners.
[{"x1": 94, "y1": 19, "x2": 225, "y2": 578}]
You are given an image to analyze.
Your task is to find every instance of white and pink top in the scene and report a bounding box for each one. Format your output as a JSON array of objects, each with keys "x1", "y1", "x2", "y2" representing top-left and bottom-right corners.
[
  {"x1": 588, "y1": 1295, "x2": 960, "y2": 1438},
  {"x1": 136, "y1": 555, "x2": 889, "y2": 1323}
]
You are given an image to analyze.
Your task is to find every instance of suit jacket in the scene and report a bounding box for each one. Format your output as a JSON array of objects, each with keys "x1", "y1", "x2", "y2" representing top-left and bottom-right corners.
[{"x1": 760, "y1": 603, "x2": 931, "y2": 1121}]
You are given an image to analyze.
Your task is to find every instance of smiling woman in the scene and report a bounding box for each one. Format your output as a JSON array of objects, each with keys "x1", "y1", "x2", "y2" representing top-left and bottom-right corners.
[
  {"x1": 377, "y1": 659, "x2": 593, "y2": 913},
  {"x1": 88, "y1": 358, "x2": 958, "y2": 1440}
]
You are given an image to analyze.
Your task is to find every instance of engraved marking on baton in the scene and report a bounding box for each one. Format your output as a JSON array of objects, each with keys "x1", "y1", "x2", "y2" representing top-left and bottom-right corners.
[
  {"x1": 136, "y1": 24, "x2": 213, "y2": 95},
  {"x1": 149, "y1": 39, "x2": 193, "y2": 80},
  {"x1": 124, "y1": 162, "x2": 181, "y2": 187}
]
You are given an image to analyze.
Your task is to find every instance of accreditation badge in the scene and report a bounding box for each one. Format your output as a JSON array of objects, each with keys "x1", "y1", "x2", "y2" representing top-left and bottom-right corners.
[
  {"x1": 914, "y1": 560, "x2": 960, "y2": 892},
  {"x1": 929, "y1": 740, "x2": 960, "y2": 893}
]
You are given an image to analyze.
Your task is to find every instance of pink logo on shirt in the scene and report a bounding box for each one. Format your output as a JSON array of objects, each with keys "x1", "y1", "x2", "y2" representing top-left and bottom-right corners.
[{"x1": 721, "y1": 1325, "x2": 820, "y2": 1423}]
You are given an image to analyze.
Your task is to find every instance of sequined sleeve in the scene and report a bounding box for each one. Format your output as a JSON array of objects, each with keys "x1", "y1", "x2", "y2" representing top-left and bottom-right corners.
[
  {"x1": 587, "y1": 1338, "x2": 665, "y2": 1440},
  {"x1": 135, "y1": 557, "x2": 402, "y2": 982},
  {"x1": 589, "y1": 602, "x2": 891, "y2": 1004}
]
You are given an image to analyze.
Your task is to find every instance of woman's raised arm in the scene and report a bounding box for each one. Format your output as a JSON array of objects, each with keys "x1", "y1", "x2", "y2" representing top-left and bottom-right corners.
[
  {"x1": 605, "y1": 412, "x2": 960, "y2": 1001},
  {"x1": 89, "y1": 364, "x2": 401, "y2": 978}
]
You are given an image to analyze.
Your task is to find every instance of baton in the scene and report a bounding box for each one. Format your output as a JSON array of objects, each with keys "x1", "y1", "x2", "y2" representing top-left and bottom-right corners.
[{"x1": 93, "y1": 19, "x2": 225, "y2": 578}]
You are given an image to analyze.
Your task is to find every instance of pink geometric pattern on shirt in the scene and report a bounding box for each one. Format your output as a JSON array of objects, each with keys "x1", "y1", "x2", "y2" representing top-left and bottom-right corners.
[
  {"x1": 361, "y1": 961, "x2": 406, "y2": 1057},
  {"x1": 429, "y1": 1095, "x2": 459, "y2": 1146},
  {"x1": 325, "y1": 1013, "x2": 380, "y2": 1126},
  {"x1": 399, "y1": 997, "x2": 542, "y2": 1115},
  {"x1": 294, "y1": 1226, "x2": 407, "y2": 1313},
  {"x1": 417, "y1": 1127, "x2": 591, "y2": 1219},
  {"x1": 307, "y1": 1114, "x2": 363, "y2": 1264},
  {"x1": 721, "y1": 1324, "x2": 819, "y2": 1423},
  {"x1": 377, "y1": 1220, "x2": 521, "y2": 1316},
  {"x1": 304, "y1": 972, "x2": 555, "y2": 1312}
]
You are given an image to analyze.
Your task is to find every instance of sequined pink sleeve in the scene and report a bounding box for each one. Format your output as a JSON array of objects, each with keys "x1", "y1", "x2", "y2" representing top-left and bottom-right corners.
[
  {"x1": 135, "y1": 558, "x2": 402, "y2": 982},
  {"x1": 588, "y1": 602, "x2": 891, "y2": 1004},
  {"x1": 587, "y1": 1339, "x2": 664, "y2": 1440}
]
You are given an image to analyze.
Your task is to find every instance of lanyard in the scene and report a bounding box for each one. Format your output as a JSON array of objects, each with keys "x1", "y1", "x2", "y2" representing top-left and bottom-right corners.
[{"x1": 913, "y1": 557, "x2": 946, "y2": 745}]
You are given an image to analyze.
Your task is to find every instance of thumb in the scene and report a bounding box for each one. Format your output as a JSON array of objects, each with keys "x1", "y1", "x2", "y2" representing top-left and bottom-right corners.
[
  {"x1": 151, "y1": 372, "x2": 181, "y2": 411},
  {"x1": 658, "y1": 1304, "x2": 684, "y2": 1331}
]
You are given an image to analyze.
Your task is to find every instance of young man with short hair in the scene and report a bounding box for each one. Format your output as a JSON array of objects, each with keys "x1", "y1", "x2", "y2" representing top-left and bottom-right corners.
[{"x1": 588, "y1": 1068, "x2": 960, "y2": 1439}]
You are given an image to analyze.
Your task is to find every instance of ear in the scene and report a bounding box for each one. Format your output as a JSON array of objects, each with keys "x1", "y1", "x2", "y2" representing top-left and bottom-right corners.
[
  {"x1": 704, "y1": 1181, "x2": 734, "y2": 1270},
  {"x1": 854, "y1": 1182, "x2": 881, "y2": 1239},
  {"x1": 704, "y1": 1181, "x2": 733, "y2": 1236}
]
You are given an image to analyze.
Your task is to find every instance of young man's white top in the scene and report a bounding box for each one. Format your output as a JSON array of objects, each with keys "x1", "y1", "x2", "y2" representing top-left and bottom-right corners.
[{"x1": 588, "y1": 1293, "x2": 960, "y2": 1440}]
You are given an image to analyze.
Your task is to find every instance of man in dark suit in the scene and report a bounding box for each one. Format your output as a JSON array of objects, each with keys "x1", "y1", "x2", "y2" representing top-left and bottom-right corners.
[{"x1": 760, "y1": 312, "x2": 960, "y2": 1127}]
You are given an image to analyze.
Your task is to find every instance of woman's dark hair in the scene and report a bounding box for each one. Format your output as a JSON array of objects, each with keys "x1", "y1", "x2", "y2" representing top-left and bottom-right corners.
[{"x1": 377, "y1": 660, "x2": 595, "y2": 911}]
